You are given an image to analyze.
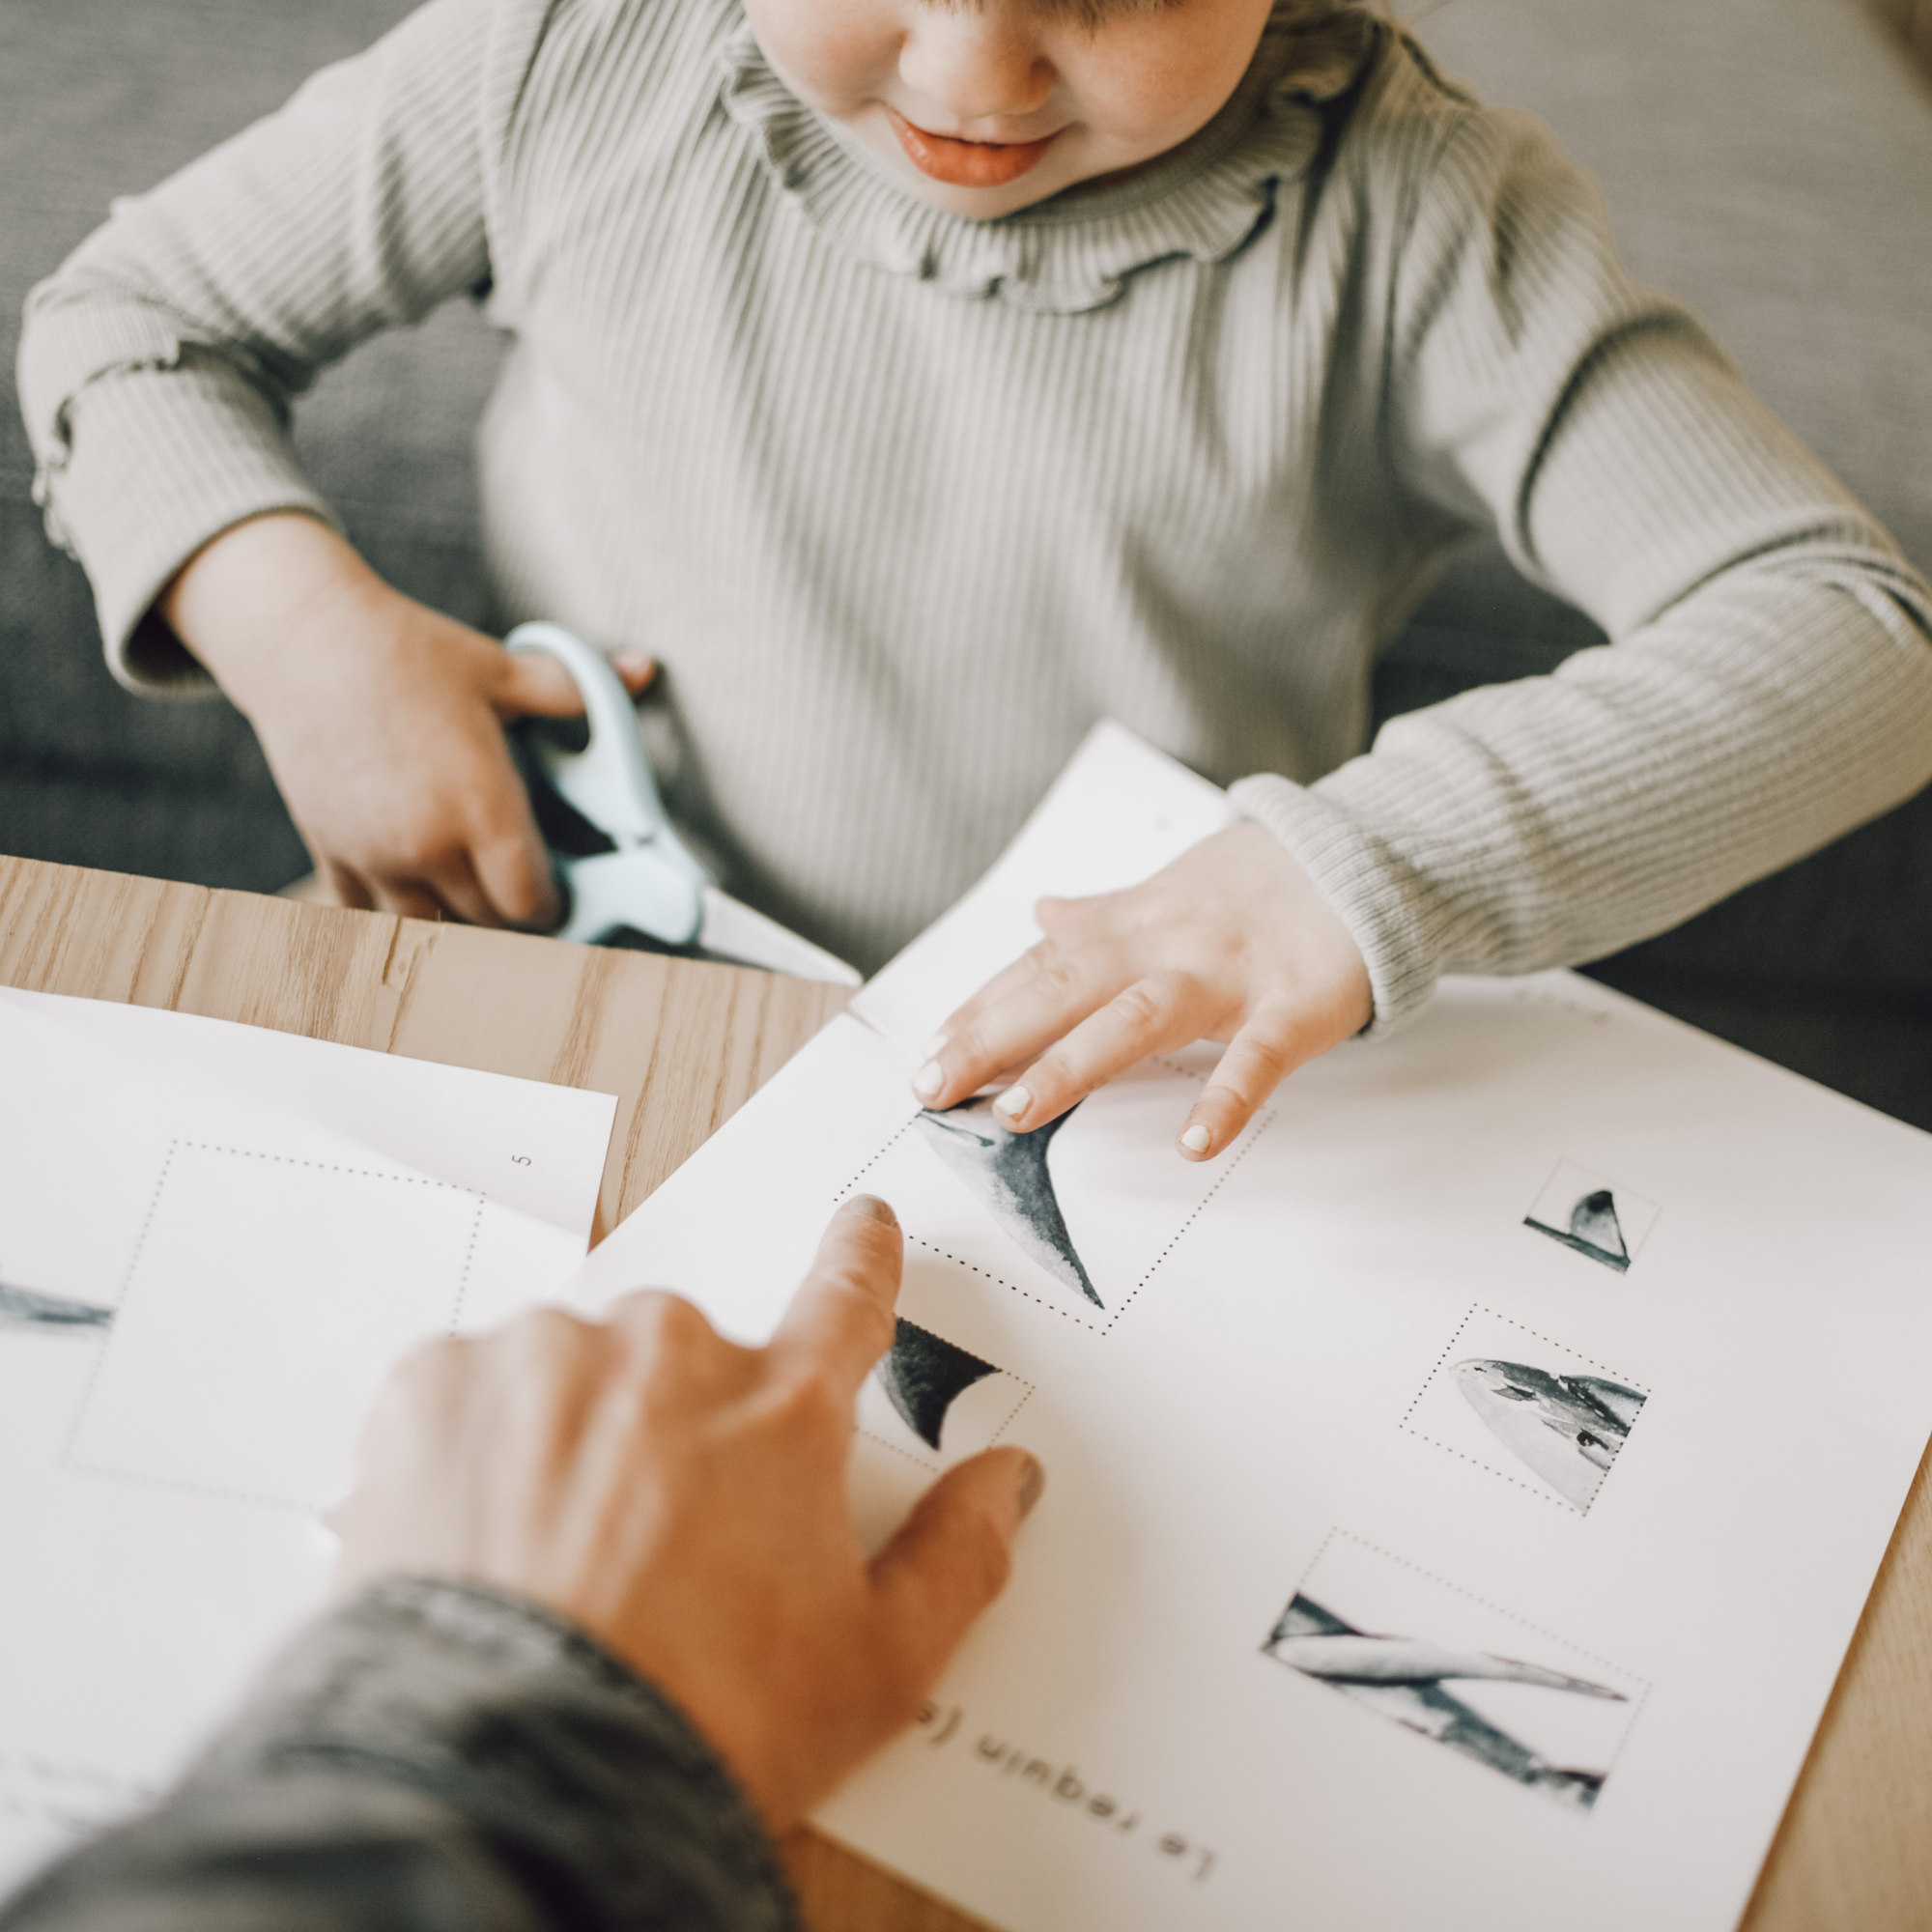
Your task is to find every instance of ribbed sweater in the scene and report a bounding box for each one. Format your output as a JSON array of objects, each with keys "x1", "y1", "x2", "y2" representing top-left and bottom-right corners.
[{"x1": 18, "y1": 0, "x2": 1932, "y2": 1021}]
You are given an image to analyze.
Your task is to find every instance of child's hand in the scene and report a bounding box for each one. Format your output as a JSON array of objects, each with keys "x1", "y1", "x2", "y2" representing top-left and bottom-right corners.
[
  {"x1": 910, "y1": 822, "x2": 1373, "y2": 1161},
  {"x1": 161, "y1": 514, "x2": 653, "y2": 926}
]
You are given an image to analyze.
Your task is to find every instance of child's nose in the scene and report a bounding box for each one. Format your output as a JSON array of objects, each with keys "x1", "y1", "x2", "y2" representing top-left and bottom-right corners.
[{"x1": 897, "y1": 12, "x2": 1054, "y2": 128}]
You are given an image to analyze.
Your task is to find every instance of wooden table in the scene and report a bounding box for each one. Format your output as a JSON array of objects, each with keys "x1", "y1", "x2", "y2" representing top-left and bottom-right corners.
[{"x1": 4, "y1": 852, "x2": 1930, "y2": 1931}]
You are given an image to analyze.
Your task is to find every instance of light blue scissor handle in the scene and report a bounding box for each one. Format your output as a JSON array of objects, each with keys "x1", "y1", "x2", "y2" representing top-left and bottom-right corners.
[{"x1": 505, "y1": 622, "x2": 711, "y2": 947}]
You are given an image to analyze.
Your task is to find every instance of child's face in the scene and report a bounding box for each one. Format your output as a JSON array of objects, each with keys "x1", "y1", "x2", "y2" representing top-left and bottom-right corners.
[{"x1": 744, "y1": 0, "x2": 1278, "y2": 218}]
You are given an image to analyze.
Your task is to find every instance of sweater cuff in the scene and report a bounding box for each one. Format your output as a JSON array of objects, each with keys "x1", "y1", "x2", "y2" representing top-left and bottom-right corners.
[
  {"x1": 1227, "y1": 772, "x2": 1440, "y2": 1038},
  {"x1": 188, "y1": 1577, "x2": 797, "y2": 1931},
  {"x1": 34, "y1": 357, "x2": 337, "y2": 695}
]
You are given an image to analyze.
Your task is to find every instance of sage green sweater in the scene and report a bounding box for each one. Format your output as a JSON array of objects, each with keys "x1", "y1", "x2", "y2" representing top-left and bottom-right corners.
[{"x1": 19, "y1": 0, "x2": 1932, "y2": 1020}]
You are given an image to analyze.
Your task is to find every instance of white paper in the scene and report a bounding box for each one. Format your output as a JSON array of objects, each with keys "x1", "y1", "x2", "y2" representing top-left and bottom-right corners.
[
  {"x1": 0, "y1": 993, "x2": 615, "y2": 1887},
  {"x1": 573, "y1": 727, "x2": 1932, "y2": 1932}
]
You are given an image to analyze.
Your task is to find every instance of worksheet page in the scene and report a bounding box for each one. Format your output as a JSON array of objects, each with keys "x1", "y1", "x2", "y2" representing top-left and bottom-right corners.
[
  {"x1": 571, "y1": 724, "x2": 1932, "y2": 1932},
  {"x1": 0, "y1": 993, "x2": 616, "y2": 1888}
]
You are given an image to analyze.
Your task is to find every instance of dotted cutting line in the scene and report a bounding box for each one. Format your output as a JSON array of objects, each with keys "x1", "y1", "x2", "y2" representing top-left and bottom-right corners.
[
  {"x1": 176, "y1": 1142, "x2": 480, "y2": 1192},
  {"x1": 1404, "y1": 1430, "x2": 1585, "y2": 1514},
  {"x1": 1098, "y1": 1109, "x2": 1276, "y2": 1338},
  {"x1": 834, "y1": 1117, "x2": 916, "y2": 1202},
  {"x1": 859, "y1": 1372, "x2": 1035, "y2": 1470},
  {"x1": 985, "y1": 1381, "x2": 1036, "y2": 1449},
  {"x1": 907, "y1": 1236, "x2": 1104, "y2": 1332},
  {"x1": 64, "y1": 1139, "x2": 488, "y2": 1511},
  {"x1": 1399, "y1": 1305, "x2": 1475, "y2": 1429},
  {"x1": 61, "y1": 1140, "x2": 179, "y2": 1468}
]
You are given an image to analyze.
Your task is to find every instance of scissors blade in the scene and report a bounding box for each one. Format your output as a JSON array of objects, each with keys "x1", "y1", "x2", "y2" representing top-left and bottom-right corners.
[{"x1": 696, "y1": 888, "x2": 861, "y2": 985}]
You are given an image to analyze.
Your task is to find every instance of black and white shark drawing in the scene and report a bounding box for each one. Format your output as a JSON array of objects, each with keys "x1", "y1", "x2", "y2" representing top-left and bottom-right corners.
[
  {"x1": 1456, "y1": 1360, "x2": 1646, "y2": 1510},
  {"x1": 1265, "y1": 1593, "x2": 1627, "y2": 1810},
  {"x1": 0, "y1": 1277, "x2": 113, "y2": 1330},
  {"x1": 1525, "y1": 1187, "x2": 1630, "y2": 1272},
  {"x1": 872, "y1": 1319, "x2": 1000, "y2": 1451},
  {"x1": 913, "y1": 1096, "x2": 1101, "y2": 1307}
]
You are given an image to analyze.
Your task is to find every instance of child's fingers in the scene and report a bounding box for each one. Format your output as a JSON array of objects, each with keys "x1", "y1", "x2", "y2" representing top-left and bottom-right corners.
[
  {"x1": 1175, "y1": 1009, "x2": 1306, "y2": 1160},
  {"x1": 486, "y1": 642, "x2": 655, "y2": 720},
  {"x1": 470, "y1": 821, "x2": 561, "y2": 930},
  {"x1": 980, "y1": 971, "x2": 1201, "y2": 1133},
  {"x1": 915, "y1": 934, "x2": 1130, "y2": 1109}
]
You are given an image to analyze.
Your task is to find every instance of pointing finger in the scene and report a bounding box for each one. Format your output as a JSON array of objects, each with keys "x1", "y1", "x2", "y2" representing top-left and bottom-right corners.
[{"x1": 769, "y1": 1196, "x2": 903, "y2": 1401}]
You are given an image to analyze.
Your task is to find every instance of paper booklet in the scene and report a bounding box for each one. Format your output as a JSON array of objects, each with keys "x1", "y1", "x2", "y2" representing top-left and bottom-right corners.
[
  {"x1": 567, "y1": 723, "x2": 1932, "y2": 1932},
  {"x1": 0, "y1": 991, "x2": 616, "y2": 1889}
]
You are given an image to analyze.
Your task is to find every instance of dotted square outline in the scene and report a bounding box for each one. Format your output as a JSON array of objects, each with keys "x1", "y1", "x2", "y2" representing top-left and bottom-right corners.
[
  {"x1": 1267, "y1": 1526, "x2": 1653, "y2": 1796},
  {"x1": 1399, "y1": 1304, "x2": 1651, "y2": 1516},
  {"x1": 835, "y1": 1060, "x2": 1275, "y2": 1339},
  {"x1": 63, "y1": 1139, "x2": 487, "y2": 1515}
]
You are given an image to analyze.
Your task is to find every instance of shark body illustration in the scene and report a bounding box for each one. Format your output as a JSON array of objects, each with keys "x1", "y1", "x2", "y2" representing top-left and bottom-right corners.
[
  {"x1": 0, "y1": 1280, "x2": 114, "y2": 1330},
  {"x1": 1526, "y1": 1187, "x2": 1631, "y2": 1271},
  {"x1": 914, "y1": 1097, "x2": 1101, "y2": 1307},
  {"x1": 872, "y1": 1319, "x2": 1000, "y2": 1451},
  {"x1": 1455, "y1": 1359, "x2": 1646, "y2": 1509},
  {"x1": 1265, "y1": 1593, "x2": 1626, "y2": 1809}
]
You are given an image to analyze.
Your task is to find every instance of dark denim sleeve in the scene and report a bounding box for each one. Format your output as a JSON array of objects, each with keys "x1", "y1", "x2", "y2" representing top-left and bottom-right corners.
[{"x1": 0, "y1": 1578, "x2": 799, "y2": 1932}]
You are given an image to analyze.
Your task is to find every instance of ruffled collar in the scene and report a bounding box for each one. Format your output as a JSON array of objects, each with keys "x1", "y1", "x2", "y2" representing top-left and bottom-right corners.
[{"x1": 719, "y1": 3, "x2": 1379, "y2": 313}]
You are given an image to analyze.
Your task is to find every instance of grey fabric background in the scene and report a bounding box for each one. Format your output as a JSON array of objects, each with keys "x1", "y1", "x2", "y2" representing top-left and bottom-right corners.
[{"x1": 2, "y1": 0, "x2": 1928, "y2": 1122}]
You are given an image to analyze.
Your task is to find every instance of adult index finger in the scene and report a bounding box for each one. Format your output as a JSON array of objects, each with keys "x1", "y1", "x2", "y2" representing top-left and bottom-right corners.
[{"x1": 768, "y1": 1196, "x2": 903, "y2": 1400}]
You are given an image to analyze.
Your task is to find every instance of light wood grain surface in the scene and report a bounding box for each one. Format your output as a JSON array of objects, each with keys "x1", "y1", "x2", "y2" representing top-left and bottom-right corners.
[{"x1": 3, "y1": 851, "x2": 1927, "y2": 1932}]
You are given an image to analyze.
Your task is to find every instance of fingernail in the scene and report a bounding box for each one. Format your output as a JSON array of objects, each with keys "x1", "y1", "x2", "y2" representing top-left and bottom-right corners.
[
  {"x1": 993, "y1": 1084, "x2": 1031, "y2": 1122},
  {"x1": 1015, "y1": 1453, "x2": 1045, "y2": 1519},
  {"x1": 1179, "y1": 1123, "x2": 1212, "y2": 1154},
  {"x1": 922, "y1": 1033, "x2": 950, "y2": 1060},
  {"x1": 845, "y1": 1194, "x2": 897, "y2": 1227},
  {"x1": 614, "y1": 650, "x2": 654, "y2": 675},
  {"x1": 913, "y1": 1061, "x2": 945, "y2": 1100}
]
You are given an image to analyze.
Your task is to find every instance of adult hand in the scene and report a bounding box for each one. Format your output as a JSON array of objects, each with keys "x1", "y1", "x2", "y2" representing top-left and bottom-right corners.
[
  {"x1": 910, "y1": 821, "x2": 1373, "y2": 1162},
  {"x1": 162, "y1": 513, "x2": 654, "y2": 926},
  {"x1": 330, "y1": 1196, "x2": 1042, "y2": 1831}
]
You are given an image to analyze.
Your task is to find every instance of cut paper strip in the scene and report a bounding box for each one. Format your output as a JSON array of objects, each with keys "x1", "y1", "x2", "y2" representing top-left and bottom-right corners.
[
  {"x1": 1456, "y1": 1362, "x2": 1646, "y2": 1511},
  {"x1": 874, "y1": 1318, "x2": 1000, "y2": 1451},
  {"x1": 914, "y1": 1097, "x2": 1100, "y2": 1307},
  {"x1": 1265, "y1": 1592, "x2": 1626, "y2": 1811}
]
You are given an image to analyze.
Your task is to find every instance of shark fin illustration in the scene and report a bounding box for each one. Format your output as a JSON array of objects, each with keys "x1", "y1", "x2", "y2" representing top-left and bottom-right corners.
[
  {"x1": 1526, "y1": 1185, "x2": 1633, "y2": 1272},
  {"x1": 1454, "y1": 1359, "x2": 1645, "y2": 1510},
  {"x1": 873, "y1": 1319, "x2": 999, "y2": 1451},
  {"x1": 914, "y1": 1097, "x2": 1102, "y2": 1307}
]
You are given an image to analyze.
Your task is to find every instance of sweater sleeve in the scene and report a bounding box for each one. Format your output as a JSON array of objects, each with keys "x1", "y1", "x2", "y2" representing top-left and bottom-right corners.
[
  {"x1": 0, "y1": 1579, "x2": 798, "y2": 1932},
  {"x1": 1229, "y1": 100, "x2": 1932, "y2": 1037},
  {"x1": 14, "y1": 0, "x2": 532, "y2": 693}
]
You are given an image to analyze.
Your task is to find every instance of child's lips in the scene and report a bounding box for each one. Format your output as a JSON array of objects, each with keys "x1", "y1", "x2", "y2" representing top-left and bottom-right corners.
[{"x1": 886, "y1": 106, "x2": 1062, "y2": 187}]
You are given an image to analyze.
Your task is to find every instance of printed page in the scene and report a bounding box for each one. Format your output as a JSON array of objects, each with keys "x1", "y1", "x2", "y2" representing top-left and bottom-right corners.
[
  {"x1": 0, "y1": 995, "x2": 615, "y2": 1888},
  {"x1": 573, "y1": 731, "x2": 1932, "y2": 1932}
]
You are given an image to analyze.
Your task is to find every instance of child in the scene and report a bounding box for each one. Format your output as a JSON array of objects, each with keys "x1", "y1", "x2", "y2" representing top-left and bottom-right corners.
[{"x1": 20, "y1": 0, "x2": 1932, "y2": 1161}]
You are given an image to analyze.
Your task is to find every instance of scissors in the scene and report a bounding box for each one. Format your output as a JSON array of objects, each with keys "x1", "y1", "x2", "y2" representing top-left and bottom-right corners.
[{"x1": 506, "y1": 622, "x2": 860, "y2": 985}]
